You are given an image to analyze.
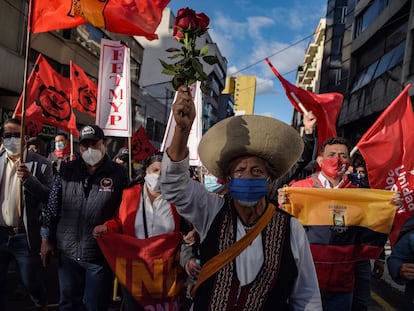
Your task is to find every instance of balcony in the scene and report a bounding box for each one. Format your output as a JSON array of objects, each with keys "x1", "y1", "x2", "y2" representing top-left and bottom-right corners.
[{"x1": 306, "y1": 43, "x2": 318, "y2": 56}]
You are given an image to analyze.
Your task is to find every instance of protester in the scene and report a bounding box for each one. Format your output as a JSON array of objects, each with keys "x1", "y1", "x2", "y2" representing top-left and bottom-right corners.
[
  {"x1": 159, "y1": 86, "x2": 322, "y2": 310},
  {"x1": 26, "y1": 137, "x2": 47, "y2": 156},
  {"x1": 93, "y1": 151, "x2": 185, "y2": 310},
  {"x1": 387, "y1": 214, "x2": 414, "y2": 311},
  {"x1": 348, "y1": 152, "x2": 384, "y2": 311},
  {"x1": 278, "y1": 137, "x2": 397, "y2": 311},
  {"x1": 112, "y1": 147, "x2": 134, "y2": 180},
  {"x1": 40, "y1": 124, "x2": 128, "y2": 310},
  {"x1": 0, "y1": 118, "x2": 53, "y2": 310},
  {"x1": 47, "y1": 132, "x2": 73, "y2": 175},
  {"x1": 270, "y1": 110, "x2": 318, "y2": 199}
]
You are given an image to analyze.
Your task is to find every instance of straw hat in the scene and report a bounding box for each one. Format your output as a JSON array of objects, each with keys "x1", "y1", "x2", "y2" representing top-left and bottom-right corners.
[{"x1": 198, "y1": 115, "x2": 304, "y2": 180}]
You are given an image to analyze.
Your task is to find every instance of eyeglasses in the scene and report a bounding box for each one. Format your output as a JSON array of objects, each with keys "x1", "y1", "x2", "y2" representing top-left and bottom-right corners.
[{"x1": 3, "y1": 132, "x2": 21, "y2": 139}]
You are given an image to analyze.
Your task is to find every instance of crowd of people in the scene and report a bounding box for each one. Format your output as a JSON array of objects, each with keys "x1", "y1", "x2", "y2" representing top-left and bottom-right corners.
[{"x1": 0, "y1": 85, "x2": 411, "y2": 311}]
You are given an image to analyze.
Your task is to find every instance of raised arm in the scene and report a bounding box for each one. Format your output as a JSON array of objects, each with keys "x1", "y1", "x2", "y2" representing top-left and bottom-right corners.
[{"x1": 167, "y1": 86, "x2": 196, "y2": 162}]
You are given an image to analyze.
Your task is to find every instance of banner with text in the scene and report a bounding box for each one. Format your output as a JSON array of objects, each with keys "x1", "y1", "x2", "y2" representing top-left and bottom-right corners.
[
  {"x1": 161, "y1": 81, "x2": 203, "y2": 166},
  {"x1": 97, "y1": 39, "x2": 131, "y2": 137}
]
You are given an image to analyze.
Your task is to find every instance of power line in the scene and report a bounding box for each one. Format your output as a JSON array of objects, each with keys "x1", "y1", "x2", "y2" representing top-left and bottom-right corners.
[{"x1": 231, "y1": 33, "x2": 314, "y2": 75}]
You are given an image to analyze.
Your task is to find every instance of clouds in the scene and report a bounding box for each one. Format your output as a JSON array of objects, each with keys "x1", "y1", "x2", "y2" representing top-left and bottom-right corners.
[
  {"x1": 208, "y1": 5, "x2": 316, "y2": 82},
  {"x1": 168, "y1": 0, "x2": 326, "y2": 122}
]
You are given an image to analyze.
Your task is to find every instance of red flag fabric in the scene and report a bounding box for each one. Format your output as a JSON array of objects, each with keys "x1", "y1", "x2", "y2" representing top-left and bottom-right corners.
[
  {"x1": 70, "y1": 61, "x2": 97, "y2": 117},
  {"x1": 30, "y1": 0, "x2": 86, "y2": 33},
  {"x1": 265, "y1": 58, "x2": 343, "y2": 154},
  {"x1": 30, "y1": 0, "x2": 170, "y2": 39},
  {"x1": 97, "y1": 232, "x2": 184, "y2": 309},
  {"x1": 356, "y1": 84, "x2": 414, "y2": 246},
  {"x1": 129, "y1": 126, "x2": 157, "y2": 162},
  {"x1": 13, "y1": 54, "x2": 79, "y2": 137}
]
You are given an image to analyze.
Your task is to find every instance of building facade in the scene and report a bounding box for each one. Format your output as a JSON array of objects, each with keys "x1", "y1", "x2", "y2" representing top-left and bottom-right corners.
[
  {"x1": 0, "y1": 0, "x2": 145, "y2": 156},
  {"x1": 318, "y1": 0, "x2": 414, "y2": 146}
]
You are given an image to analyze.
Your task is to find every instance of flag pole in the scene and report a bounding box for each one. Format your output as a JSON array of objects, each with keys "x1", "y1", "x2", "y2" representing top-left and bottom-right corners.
[
  {"x1": 19, "y1": 0, "x2": 34, "y2": 158},
  {"x1": 290, "y1": 92, "x2": 309, "y2": 116},
  {"x1": 128, "y1": 136, "x2": 132, "y2": 181},
  {"x1": 17, "y1": 0, "x2": 33, "y2": 221},
  {"x1": 350, "y1": 146, "x2": 358, "y2": 158}
]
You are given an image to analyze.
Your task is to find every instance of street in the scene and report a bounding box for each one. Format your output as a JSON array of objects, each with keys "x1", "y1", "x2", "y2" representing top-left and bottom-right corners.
[{"x1": 7, "y1": 258, "x2": 405, "y2": 311}]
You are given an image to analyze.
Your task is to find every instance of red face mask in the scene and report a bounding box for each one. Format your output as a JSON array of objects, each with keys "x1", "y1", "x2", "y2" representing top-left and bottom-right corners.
[{"x1": 320, "y1": 157, "x2": 348, "y2": 179}]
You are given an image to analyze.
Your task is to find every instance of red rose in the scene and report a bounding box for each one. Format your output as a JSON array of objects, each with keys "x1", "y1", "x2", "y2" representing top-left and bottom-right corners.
[
  {"x1": 173, "y1": 29, "x2": 184, "y2": 42},
  {"x1": 174, "y1": 7, "x2": 198, "y2": 32},
  {"x1": 196, "y1": 13, "x2": 209, "y2": 33}
]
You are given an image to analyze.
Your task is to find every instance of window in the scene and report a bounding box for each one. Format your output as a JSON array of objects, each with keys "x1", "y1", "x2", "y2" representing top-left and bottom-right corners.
[
  {"x1": 0, "y1": 0, "x2": 26, "y2": 53},
  {"x1": 332, "y1": 37, "x2": 343, "y2": 55},
  {"x1": 335, "y1": 69, "x2": 342, "y2": 86},
  {"x1": 354, "y1": 0, "x2": 389, "y2": 38},
  {"x1": 130, "y1": 59, "x2": 140, "y2": 84},
  {"x1": 334, "y1": 7, "x2": 347, "y2": 24},
  {"x1": 351, "y1": 41, "x2": 405, "y2": 93}
]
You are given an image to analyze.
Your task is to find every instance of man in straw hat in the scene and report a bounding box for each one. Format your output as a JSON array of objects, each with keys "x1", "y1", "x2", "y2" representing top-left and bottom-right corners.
[{"x1": 160, "y1": 86, "x2": 322, "y2": 310}]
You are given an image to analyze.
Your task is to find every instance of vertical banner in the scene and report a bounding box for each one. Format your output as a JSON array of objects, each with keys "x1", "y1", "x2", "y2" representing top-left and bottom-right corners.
[
  {"x1": 97, "y1": 39, "x2": 132, "y2": 137},
  {"x1": 161, "y1": 81, "x2": 202, "y2": 166}
]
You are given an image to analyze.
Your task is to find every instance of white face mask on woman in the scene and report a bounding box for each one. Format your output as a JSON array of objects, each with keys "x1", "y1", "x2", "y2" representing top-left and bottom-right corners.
[
  {"x1": 145, "y1": 173, "x2": 161, "y2": 193},
  {"x1": 81, "y1": 147, "x2": 104, "y2": 166}
]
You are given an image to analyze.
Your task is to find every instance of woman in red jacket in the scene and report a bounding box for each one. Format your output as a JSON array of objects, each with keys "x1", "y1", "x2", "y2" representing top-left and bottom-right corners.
[{"x1": 93, "y1": 151, "x2": 185, "y2": 311}]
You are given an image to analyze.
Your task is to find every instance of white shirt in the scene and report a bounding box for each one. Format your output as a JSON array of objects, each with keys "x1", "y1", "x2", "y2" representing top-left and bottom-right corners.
[
  {"x1": 134, "y1": 184, "x2": 175, "y2": 238},
  {"x1": 0, "y1": 155, "x2": 20, "y2": 227},
  {"x1": 318, "y1": 172, "x2": 346, "y2": 189}
]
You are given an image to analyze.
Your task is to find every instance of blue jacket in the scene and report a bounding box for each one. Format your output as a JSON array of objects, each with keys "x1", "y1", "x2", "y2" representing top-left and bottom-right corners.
[{"x1": 387, "y1": 215, "x2": 414, "y2": 311}]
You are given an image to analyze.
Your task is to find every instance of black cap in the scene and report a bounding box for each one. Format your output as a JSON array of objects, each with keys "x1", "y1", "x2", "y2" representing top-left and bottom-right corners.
[{"x1": 79, "y1": 125, "x2": 105, "y2": 143}]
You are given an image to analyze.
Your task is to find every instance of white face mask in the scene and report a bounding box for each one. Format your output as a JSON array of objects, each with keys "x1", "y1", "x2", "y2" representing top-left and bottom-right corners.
[
  {"x1": 81, "y1": 147, "x2": 103, "y2": 166},
  {"x1": 55, "y1": 141, "x2": 65, "y2": 151},
  {"x1": 3, "y1": 137, "x2": 21, "y2": 156},
  {"x1": 145, "y1": 173, "x2": 161, "y2": 193}
]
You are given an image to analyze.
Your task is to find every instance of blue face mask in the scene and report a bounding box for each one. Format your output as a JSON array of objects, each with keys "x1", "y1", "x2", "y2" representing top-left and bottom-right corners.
[
  {"x1": 204, "y1": 175, "x2": 223, "y2": 193},
  {"x1": 229, "y1": 178, "x2": 269, "y2": 202}
]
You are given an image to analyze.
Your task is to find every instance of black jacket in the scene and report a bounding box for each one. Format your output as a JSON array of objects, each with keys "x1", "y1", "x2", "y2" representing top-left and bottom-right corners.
[{"x1": 46, "y1": 155, "x2": 127, "y2": 262}]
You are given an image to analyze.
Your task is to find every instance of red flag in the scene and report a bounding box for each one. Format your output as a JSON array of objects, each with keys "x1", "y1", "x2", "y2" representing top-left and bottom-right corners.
[
  {"x1": 70, "y1": 61, "x2": 97, "y2": 117},
  {"x1": 97, "y1": 232, "x2": 184, "y2": 308},
  {"x1": 129, "y1": 126, "x2": 157, "y2": 162},
  {"x1": 30, "y1": 0, "x2": 170, "y2": 39},
  {"x1": 13, "y1": 54, "x2": 79, "y2": 137},
  {"x1": 265, "y1": 58, "x2": 343, "y2": 153},
  {"x1": 356, "y1": 84, "x2": 414, "y2": 246},
  {"x1": 30, "y1": 0, "x2": 86, "y2": 33}
]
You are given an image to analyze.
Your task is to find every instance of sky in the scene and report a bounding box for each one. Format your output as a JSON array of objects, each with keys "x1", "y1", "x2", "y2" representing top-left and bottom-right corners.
[{"x1": 168, "y1": 0, "x2": 327, "y2": 124}]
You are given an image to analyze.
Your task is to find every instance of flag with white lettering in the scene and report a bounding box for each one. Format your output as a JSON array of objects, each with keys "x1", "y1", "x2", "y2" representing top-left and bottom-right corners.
[
  {"x1": 96, "y1": 39, "x2": 132, "y2": 137},
  {"x1": 357, "y1": 84, "x2": 414, "y2": 246}
]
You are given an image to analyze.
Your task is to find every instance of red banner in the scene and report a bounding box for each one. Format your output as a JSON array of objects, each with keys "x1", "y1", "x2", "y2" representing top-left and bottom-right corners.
[
  {"x1": 70, "y1": 61, "x2": 97, "y2": 117},
  {"x1": 13, "y1": 54, "x2": 79, "y2": 137},
  {"x1": 30, "y1": 0, "x2": 170, "y2": 39},
  {"x1": 97, "y1": 232, "x2": 184, "y2": 308},
  {"x1": 265, "y1": 58, "x2": 343, "y2": 154},
  {"x1": 357, "y1": 84, "x2": 414, "y2": 246},
  {"x1": 129, "y1": 126, "x2": 157, "y2": 162}
]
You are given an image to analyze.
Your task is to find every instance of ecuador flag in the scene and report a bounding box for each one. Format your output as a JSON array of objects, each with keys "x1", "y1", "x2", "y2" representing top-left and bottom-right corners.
[{"x1": 285, "y1": 187, "x2": 396, "y2": 263}]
